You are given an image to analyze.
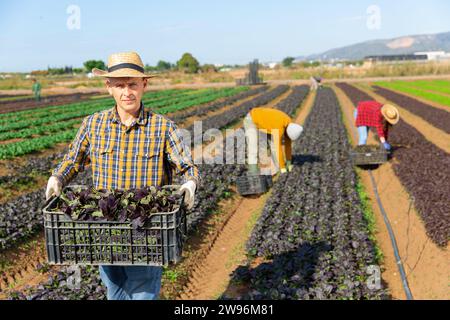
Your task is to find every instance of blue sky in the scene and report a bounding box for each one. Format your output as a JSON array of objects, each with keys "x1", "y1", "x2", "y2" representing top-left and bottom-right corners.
[{"x1": 1, "y1": 0, "x2": 450, "y2": 72}]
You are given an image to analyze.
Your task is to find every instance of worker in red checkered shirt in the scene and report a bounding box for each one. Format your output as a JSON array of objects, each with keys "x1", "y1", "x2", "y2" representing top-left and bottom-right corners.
[{"x1": 354, "y1": 101, "x2": 400, "y2": 151}]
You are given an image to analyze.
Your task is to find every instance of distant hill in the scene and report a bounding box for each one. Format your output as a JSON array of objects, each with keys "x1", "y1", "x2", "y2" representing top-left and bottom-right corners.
[{"x1": 297, "y1": 31, "x2": 450, "y2": 61}]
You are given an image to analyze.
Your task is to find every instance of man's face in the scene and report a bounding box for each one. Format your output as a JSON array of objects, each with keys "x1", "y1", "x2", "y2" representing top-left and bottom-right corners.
[{"x1": 106, "y1": 77, "x2": 147, "y2": 113}]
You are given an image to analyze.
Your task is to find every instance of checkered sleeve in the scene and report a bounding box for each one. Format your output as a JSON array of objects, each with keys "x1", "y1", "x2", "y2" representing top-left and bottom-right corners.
[
  {"x1": 165, "y1": 121, "x2": 200, "y2": 186},
  {"x1": 52, "y1": 116, "x2": 91, "y2": 185}
]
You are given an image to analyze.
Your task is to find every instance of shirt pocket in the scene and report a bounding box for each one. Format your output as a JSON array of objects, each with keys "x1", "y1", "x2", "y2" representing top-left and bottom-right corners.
[
  {"x1": 134, "y1": 135, "x2": 164, "y2": 159},
  {"x1": 90, "y1": 145, "x2": 115, "y2": 167}
]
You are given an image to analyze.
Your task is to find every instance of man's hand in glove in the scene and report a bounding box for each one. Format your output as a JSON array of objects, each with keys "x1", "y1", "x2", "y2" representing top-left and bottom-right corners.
[
  {"x1": 179, "y1": 180, "x2": 197, "y2": 210},
  {"x1": 382, "y1": 142, "x2": 392, "y2": 151},
  {"x1": 46, "y1": 176, "x2": 62, "y2": 200}
]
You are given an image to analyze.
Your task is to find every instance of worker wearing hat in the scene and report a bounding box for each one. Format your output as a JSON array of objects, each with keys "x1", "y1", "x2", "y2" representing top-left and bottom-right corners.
[
  {"x1": 45, "y1": 52, "x2": 200, "y2": 300},
  {"x1": 244, "y1": 107, "x2": 303, "y2": 174},
  {"x1": 354, "y1": 101, "x2": 400, "y2": 150}
]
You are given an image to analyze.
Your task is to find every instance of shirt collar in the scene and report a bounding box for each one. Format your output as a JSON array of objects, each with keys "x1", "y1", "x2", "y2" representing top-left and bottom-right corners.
[
  {"x1": 136, "y1": 103, "x2": 148, "y2": 126},
  {"x1": 109, "y1": 102, "x2": 148, "y2": 126}
]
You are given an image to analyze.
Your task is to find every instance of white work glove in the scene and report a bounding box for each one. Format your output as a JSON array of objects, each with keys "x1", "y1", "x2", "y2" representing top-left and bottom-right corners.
[
  {"x1": 45, "y1": 176, "x2": 62, "y2": 200},
  {"x1": 179, "y1": 180, "x2": 196, "y2": 210}
]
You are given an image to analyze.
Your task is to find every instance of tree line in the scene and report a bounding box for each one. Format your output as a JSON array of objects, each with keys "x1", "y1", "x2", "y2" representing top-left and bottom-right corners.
[{"x1": 34, "y1": 53, "x2": 216, "y2": 76}]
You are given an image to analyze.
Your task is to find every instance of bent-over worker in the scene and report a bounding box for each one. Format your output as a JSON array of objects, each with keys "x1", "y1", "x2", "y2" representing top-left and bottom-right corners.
[
  {"x1": 244, "y1": 107, "x2": 303, "y2": 174},
  {"x1": 310, "y1": 76, "x2": 322, "y2": 91},
  {"x1": 354, "y1": 101, "x2": 400, "y2": 151}
]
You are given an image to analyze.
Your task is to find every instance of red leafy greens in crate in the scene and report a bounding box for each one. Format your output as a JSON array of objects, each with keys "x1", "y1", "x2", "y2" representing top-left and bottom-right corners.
[{"x1": 54, "y1": 186, "x2": 182, "y2": 229}]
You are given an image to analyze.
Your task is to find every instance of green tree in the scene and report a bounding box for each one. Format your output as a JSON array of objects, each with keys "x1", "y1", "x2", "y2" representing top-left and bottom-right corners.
[
  {"x1": 144, "y1": 64, "x2": 158, "y2": 72},
  {"x1": 72, "y1": 68, "x2": 85, "y2": 74},
  {"x1": 156, "y1": 60, "x2": 173, "y2": 71},
  {"x1": 177, "y1": 53, "x2": 200, "y2": 74},
  {"x1": 83, "y1": 60, "x2": 106, "y2": 72},
  {"x1": 282, "y1": 57, "x2": 295, "y2": 68},
  {"x1": 201, "y1": 64, "x2": 217, "y2": 73}
]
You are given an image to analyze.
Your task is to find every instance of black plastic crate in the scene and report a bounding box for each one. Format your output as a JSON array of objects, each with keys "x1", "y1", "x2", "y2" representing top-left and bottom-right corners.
[
  {"x1": 350, "y1": 147, "x2": 389, "y2": 165},
  {"x1": 263, "y1": 175, "x2": 273, "y2": 188},
  {"x1": 236, "y1": 174, "x2": 271, "y2": 196},
  {"x1": 43, "y1": 185, "x2": 186, "y2": 266}
]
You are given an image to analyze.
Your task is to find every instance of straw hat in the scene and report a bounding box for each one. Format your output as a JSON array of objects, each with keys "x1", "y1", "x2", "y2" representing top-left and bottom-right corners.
[
  {"x1": 92, "y1": 52, "x2": 156, "y2": 78},
  {"x1": 381, "y1": 104, "x2": 400, "y2": 125}
]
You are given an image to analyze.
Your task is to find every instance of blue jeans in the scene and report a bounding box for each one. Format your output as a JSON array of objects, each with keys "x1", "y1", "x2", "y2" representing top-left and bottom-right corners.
[
  {"x1": 354, "y1": 109, "x2": 368, "y2": 145},
  {"x1": 99, "y1": 265, "x2": 163, "y2": 300}
]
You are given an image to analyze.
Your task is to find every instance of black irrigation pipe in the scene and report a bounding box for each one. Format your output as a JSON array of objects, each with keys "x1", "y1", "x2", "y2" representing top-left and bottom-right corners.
[{"x1": 367, "y1": 169, "x2": 414, "y2": 300}]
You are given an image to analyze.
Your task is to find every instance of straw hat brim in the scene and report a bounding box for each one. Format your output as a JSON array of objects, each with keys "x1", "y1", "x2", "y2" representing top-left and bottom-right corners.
[
  {"x1": 381, "y1": 104, "x2": 400, "y2": 125},
  {"x1": 92, "y1": 68, "x2": 157, "y2": 78}
]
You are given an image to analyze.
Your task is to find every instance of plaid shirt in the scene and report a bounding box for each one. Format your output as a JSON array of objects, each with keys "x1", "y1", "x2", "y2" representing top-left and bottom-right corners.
[
  {"x1": 53, "y1": 104, "x2": 199, "y2": 190},
  {"x1": 355, "y1": 101, "x2": 388, "y2": 139}
]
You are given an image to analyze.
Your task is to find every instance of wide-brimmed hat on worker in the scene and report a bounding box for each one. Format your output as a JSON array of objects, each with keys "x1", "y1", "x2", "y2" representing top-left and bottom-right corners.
[
  {"x1": 381, "y1": 104, "x2": 400, "y2": 125},
  {"x1": 92, "y1": 52, "x2": 156, "y2": 78}
]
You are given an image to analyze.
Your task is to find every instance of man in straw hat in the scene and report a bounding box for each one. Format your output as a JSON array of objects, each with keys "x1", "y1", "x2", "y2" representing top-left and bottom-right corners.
[
  {"x1": 45, "y1": 52, "x2": 200, "y2": 300},
  {"x1": 354, "y1": 100, "x2": 400, "y2": 150}
]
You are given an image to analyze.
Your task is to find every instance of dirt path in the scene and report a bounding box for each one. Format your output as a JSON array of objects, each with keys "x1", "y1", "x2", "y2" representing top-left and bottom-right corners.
[
  {"x1": 294, "y1": 89, "x2": 317, "y2": 125},
  {"x1": 353, "y1": 84, "x2": 450, "y2": 153},
  {"x1": 0, "y1": 138, "x2": 24, "y2": 145},
  {"x1": 334, "y1": 84, "x2": 450, "y2": 300},
  {"x1": 0, "y1": 233, "x2": 48, "y2": 298},
  {"x1": 160, "y1": 193, "x2": 244, "y2": 299},
  {"x1": 178, "y1": 194, "x2": 270, "y2": 300},
  {"x1": 363, "y1": 82, "x2": 449, "y2": 112}
]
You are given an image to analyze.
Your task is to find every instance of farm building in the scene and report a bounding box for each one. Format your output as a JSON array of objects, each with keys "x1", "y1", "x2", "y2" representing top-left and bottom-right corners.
[{"x1": 365, "y1": 54, "x2": 428, "y2": 62}]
